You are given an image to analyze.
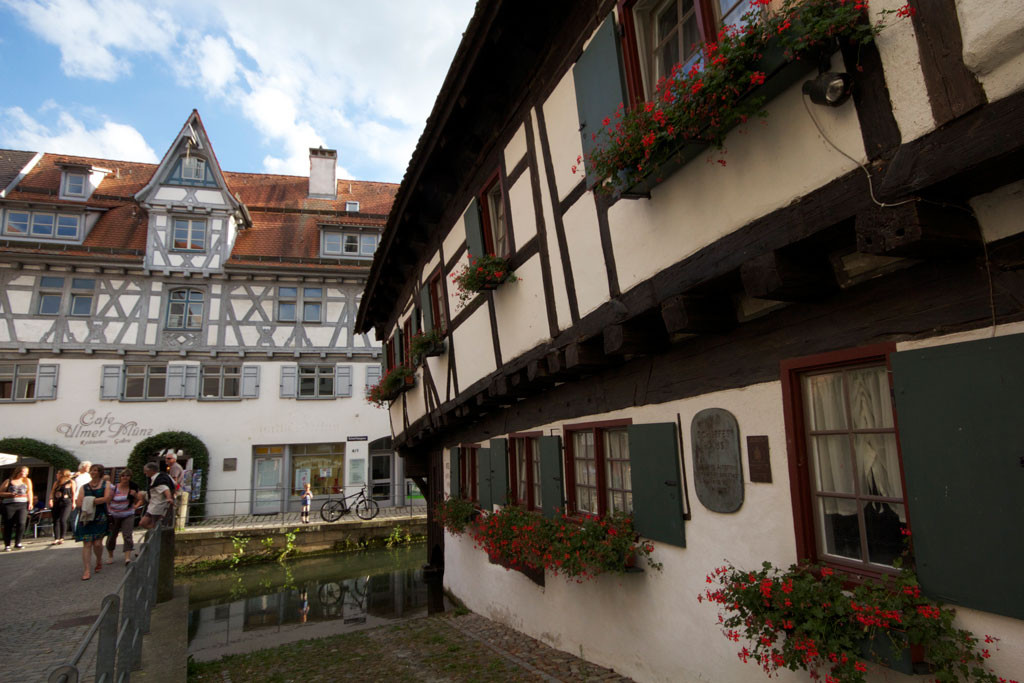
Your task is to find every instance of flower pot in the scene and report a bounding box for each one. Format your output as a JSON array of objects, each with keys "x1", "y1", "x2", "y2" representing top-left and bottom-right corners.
[
  {"x1": 859, "y1": 633, "x2": 922, "y2": 675},
  {"x1": 477, "y1": 280, "x2": 502, "y2": 291},
  {"x1": 397, "y1": 374, "x2": 416, "y2": 393}
]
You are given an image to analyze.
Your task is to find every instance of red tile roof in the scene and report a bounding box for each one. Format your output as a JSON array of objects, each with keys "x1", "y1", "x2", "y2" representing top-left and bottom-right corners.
[
  {"x1": 0, "y1": 150, "x2": 397, "y2": 270},
  {"x1": 0, "y1": 149, "x2": 37, "y2": 192}
]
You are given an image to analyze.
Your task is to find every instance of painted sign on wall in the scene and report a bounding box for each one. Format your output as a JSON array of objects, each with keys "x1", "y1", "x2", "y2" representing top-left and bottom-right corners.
[{"x1": 56, "y1": 409, "x2": 156, "y2": 446}]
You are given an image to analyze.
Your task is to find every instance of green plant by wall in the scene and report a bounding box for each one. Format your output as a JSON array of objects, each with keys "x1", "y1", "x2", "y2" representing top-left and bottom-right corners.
[
  {"x1": 436, "y1": 497, "x2": 477, "y2": 534},
  {"x1": 386, "y1": 525, "x2": 413, "y2": 548},
  {"x1": 0, "y1": 437, "x2": 79, "y2": 471},
  {"x1": 229, "y1": 535, "x2": 250, "y2": 568},
  {"x1": 127, "y1": 430, "x2": 209, "y2": 516}
]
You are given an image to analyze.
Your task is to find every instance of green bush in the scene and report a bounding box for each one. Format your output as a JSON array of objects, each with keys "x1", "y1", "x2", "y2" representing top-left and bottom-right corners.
[
  {"x1": 127, "y1": 431, "x2": 209, "y2": 517},
  {"x1": 0, "y1": 437, "x2": 79, "y2": 471}
]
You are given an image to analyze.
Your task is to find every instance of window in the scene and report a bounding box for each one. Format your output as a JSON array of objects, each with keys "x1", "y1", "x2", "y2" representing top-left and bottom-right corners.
[
  {"x1": 3, "y1": 211, "x2": 29, "y2": 236},
  {"x1": 509, "y1": 435, "x2": 542, "y2": 511},
  {"x1": 181, "y1": 157, "x2": 206, "y2": 181},
  {"x1": 0, "y1": 364, "x2": 36, "y2": 401},
  {"x1": 123, "y1": 364, "x2": 167, "y2": 400},
  {"x1": 37, "y1": 277, "x2": 64, "y2": 315},
  {"x1": 564, "y1": 421, "x2": 633, "y2": 516},
  {"x1": 3, "y1": 211, "x2": 81, "y2": 240},
  {"x1": 622, "y1": 0, "x2": 757, "y2": 101},
  {"x1": 169, "y1": 155, "x2": 215, "y2": 186},
  {"x1": 322, "y1": 230, "x2": 378, "y2": 258},
  {"x1": 480, "y1": 175, "x2": 508, "y2": 258},
  {"x1": 298, "y1": 365, "x2": 335, "y2": 398},
  {"x1": 782, "y1": 346, "x2": 907, "y2": 575},
  {"x1": 458, "y1": 445, "x2": 480, "y2": 501},
  {"x1": 429, "y1": 271, "x2": 446, "y2": 333},
  {"x1": 63, "y1": 173, "x2": 86, "y2": 197},
  {"x1": 69, "y1": 278, "x2": 95, "y2": 316},
  {"x1": 345, "y1": 201, "x2": 360, "y2": 212},
  {"x1": 291, "y1": 443, "x2": 345, "y2": 496},
  {"x1": 166, "y1": 288, "x2": 204, "y2": 330},
  {"x1": 402, "y1": 318, "x2": 412, "y2": 365},
  {"x1": 172, "y1": 218, "x2": 206, "y2": 251},
  {"x1": 360, "y1": 233, "x2": 378, "y2": 256},
  {"x1": 277, "y1": 286, "x2": 322, "y2": 323},
  {"x1": 201, "y1": 365, "x2": 241, "y2": 399}
]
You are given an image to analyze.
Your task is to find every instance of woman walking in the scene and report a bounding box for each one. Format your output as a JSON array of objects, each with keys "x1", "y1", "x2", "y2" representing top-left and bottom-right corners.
[
  {"x1": 1, "y1": 466, "x2": 33, "y2": 551},
  {"x1": 75, "y1": 464, "x2": 112, "y2": 580},
  {"x1": 49, "y1": 469, "x2": 76, "y2": 544},
  {"x1": 105, "y1": 470, "x2": 141, "y2": 565}
]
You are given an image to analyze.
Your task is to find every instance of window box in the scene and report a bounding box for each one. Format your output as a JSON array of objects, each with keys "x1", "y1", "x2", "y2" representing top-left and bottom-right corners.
[
  {"x1": 367, "y1": 366, "x2": 416, "y2": 405},
  {"x1": 410, "y1": 330, "x2": 447, "y2": 366},
  {"x1": 451, "y1": 254, "x2": 518, "y2": 304}
]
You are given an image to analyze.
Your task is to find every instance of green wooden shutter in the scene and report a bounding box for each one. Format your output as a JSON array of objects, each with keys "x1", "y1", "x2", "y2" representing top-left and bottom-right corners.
[
  {"x1": 628, "y1": 423, "x2": 686, "y2": 548},
  {"x1": 891, "y1": 334, "x2": 1024, "y2": 619},
  {"x1": 412, "y1": 307, "x2": 420, "y2": 336},
  {"x1": 464, "y1": 197, "x2": 486, "y2": 258},
  {"x1": 490, "y1": 438, "x2": 509, "y2": 506},
  {"x1": 420, "y1": 285, "x2": 434, "y2": 333},
  {"x1": 395, "y1": 327, "x2": 404, "y2": 366},
  {"x1": 449, "y1": 447, "x2": 461, "y2": 499},
  {"x1": 477, "y1": 447, "x2": 492, "y2": 510},
  {"x1": 538, "y1": 436, "x2": 564, "y2": 519},
  {"x1": 573, "y1": 14, "x2": 628, "y2": 188}
]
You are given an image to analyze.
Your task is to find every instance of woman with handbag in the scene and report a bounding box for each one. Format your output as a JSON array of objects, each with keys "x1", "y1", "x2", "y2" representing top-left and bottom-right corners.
[
  {"x1": 49, "y1": 469, "x2": 76, "y2": 544},
  {"x1": 1, "y1": 466, "x2": 33, "y2": 551},
  {"x1": 105, "y1": 470, "x2": 141, "y2": 565},
  {"x1": 75, "y1": 464, "x2": 113, "y2": 580}
]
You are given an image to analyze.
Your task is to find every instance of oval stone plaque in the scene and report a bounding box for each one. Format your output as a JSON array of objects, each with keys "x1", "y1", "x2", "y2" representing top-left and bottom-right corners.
[{"x1": 691, "y1": 408, "x2": 744, "y2": 513}]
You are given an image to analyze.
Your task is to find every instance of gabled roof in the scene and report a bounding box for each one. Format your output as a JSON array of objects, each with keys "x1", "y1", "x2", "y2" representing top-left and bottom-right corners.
[{"x1": 0, "y1": 149, "x2": 38, "y2": 194}]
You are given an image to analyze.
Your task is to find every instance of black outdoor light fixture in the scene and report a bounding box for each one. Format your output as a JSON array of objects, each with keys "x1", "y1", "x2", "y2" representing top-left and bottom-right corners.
[{"x1": 802, "y1": 71, "x2": 853, "y2": 107}]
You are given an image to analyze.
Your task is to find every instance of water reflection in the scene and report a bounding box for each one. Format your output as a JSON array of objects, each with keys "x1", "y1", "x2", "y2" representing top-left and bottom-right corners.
[{"x1": 187, "y1": 547, "x2": 436, "y2": 660}]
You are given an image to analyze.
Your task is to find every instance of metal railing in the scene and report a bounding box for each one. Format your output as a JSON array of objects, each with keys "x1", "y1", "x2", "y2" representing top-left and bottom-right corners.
[
  {"x1": 47, "y1": 524, "x2": 164, "y2": 683},
  {"x1": 182, "y1": 485, "x2": 423, "y2": 524}
]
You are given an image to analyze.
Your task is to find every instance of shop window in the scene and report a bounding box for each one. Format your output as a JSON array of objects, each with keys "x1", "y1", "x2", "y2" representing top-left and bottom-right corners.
[
  {"x1": 166, "y1": 288, "x2": 204, "y2": 330},
  {"x1": 509, "y1": 435, "x2": 542, "y2": 511},
  {"x1": 782, "y1": 346, "x2": 908, "y2": 575},
  {"x1": 291, "y1": 442, "x2": 345, "y2": 496},
  {"x1": 564, "y1": 421, "x2": 633, "y2": 516},
  {"x1": 172, "y1": 218, "x2": 207, "y2": 251},
  {"x1": 277, "y1": 286, "x2": 322, "y2": 323}
]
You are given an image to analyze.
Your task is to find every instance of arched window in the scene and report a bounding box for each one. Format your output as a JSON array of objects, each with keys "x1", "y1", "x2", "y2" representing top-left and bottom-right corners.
[{"x1": 166, "y1": 289, "x2": 204, "y2": 330}]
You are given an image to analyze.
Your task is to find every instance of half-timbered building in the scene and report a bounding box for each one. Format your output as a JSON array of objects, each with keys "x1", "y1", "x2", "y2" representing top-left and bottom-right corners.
[
  {"x1": 356, "y1": 0, "x2": 1024, "y2": 680},
  {"x1": 0, "y1": 111, "x2": 409, "y2": 516}
]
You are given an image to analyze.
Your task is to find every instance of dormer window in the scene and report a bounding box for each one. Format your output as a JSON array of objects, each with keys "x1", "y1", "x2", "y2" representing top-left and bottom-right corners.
[
  {"x1": 182, "y1": 157, "x2": 206, "y2": 181},
  {"x1": 63, "y1": 173, "x2": 86, "y2": 197},
  {"x1": 345, "y1": 201, "x2": 360, "y2": 212},
  {"x1": 2, "y1": 210, "x2": 81, "y2": 241},
  {"x1": 321, "y1": 229, "x2": 378, "y2": 258},
  {"x1": 168, "y1": 155, "x2": 216, "y2": 186}
]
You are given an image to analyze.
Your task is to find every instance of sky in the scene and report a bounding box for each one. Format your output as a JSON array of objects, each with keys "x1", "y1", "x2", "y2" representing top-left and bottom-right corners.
[{"x1": 0, "y1": 0, "x2": 477, "y2": 183}]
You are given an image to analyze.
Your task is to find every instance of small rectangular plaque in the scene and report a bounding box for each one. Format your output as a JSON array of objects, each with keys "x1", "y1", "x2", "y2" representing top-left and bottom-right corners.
[
  {"x1": 347, "y1": 435, "x2": 368, "y2": 442},
  {"x1": 223, "y1": 457, "x2": 237, "y2": 472},
  {"x1": 746, "y1": 436, "x2": 772, "y2": 483}
]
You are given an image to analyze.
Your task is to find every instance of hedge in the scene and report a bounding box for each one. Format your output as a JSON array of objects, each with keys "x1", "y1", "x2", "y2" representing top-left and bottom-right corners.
[
  {"x1": 0, "y1": 437, "x2": 79, "y2": 471},
  {"x1": 127, "y1": 431, "x2": 210, "y2": 517}
]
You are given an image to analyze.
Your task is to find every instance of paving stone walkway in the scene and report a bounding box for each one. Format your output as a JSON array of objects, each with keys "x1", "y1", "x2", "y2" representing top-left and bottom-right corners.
[{"x1": 0, "y1": 530, "x2": 145, "y2": 682}]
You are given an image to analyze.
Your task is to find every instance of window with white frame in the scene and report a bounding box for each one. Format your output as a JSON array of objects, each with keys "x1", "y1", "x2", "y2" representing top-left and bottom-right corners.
[
  {"x1": 181, "y1": 157, "x2": 206, "y2": 181},
  {"x1": 200, "y1": 365, "x2": 241, "y2": 399},
  {"x1": 166, "y1": 288, "x2": 204, "y2": 330},
  {"x1": 277, "y1": 286, "x2": 322, "y2": 323},
  {"x1": 172, "y1": 218, "x2": 207, "y2": 251},
  {"x1": 565, "y1": 423, "x2": 633, "y2": 516},
  {"x1": 63, "y1": 172, "x2": 87, "y2": 197},
  {"x1": 322, "y1": 230, "x2": 379, "y2": 258},
  {"x1": 2, "y1": 210, "x2": 80, "y2": 240},
  {"x1": 122, "y1": 364, "x2": 167, "y2": 400},
  {"x1": 69, "y1": 278, "x2": 95, "y2": 316},
  {"x1": 298, "y1": 365, "x2": 335, "y2": 398},
  {"x1": 36, "y1": 276, "x2": 95, "y2": 316},
  {"x1": 345, "y1": 201, "x2": 360, "y2": 212},
  {"x1": 36, "y1": 276, "x2": 64, "y2": 315}
]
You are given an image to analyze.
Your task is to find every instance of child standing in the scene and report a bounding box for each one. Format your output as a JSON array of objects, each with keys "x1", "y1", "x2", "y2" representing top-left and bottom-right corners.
[{"x1": 300, "y1": 483, "x2": 313, "y2": 524}]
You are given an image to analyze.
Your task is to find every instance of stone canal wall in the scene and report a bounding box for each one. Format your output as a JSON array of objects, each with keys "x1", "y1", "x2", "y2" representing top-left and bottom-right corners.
[{"x1": 175, "y1": 516, "x2": 428, "y2": 567}]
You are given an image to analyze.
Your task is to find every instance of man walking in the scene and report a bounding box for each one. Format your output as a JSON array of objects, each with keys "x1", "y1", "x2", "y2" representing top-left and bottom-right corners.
[{"x1": 140, "y1": 462, "x2": 174, "y2": 529}]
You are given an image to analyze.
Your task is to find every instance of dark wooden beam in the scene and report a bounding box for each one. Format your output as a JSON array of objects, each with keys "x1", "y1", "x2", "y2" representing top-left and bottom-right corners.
[
  {"x1": 840, "y1": 39, "x2": 901, "y2": 161},
  {"x1": 855, "y1": 200, "x2": 981, "y2": 258},
  {"x1": 740, "y1": 249, "x2": 838, "y2": 302},
  {"x1": 661, "y1": 294, "x2": 737, "y2": 334},
  {"x1": 564, "y1": 338, "x2": 607, "y2": 372},
  {"x1": 603, "y1": 314, "x2": 669, "y2": 357}
]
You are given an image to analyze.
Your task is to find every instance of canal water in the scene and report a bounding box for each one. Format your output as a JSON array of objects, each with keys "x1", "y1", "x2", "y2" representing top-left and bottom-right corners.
[{"x1": 183, "y1": 544, "x2": 442, "y2": 661}]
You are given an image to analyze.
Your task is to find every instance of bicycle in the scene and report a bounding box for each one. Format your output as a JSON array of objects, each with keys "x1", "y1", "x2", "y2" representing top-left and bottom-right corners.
[{"x1": 319, "y1": 486, "x2": 380, "y2": 522}]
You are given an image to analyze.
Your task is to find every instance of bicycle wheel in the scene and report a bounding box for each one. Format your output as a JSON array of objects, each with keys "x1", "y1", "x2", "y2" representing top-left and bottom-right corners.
[
  {"x1": 320, "y1": 500, "x2": 345, "y2": 523},
  {"x1": 318, "y1": 582, "x2": 342, "y2": 605},
  {"x1": 355, "y1": 498, "x2": 379, "y2": 520}
]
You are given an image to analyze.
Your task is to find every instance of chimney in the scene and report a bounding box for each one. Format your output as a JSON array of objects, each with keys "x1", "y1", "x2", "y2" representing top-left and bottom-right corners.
[{"x1": 308, "y1": 147, "x2": 337, "y2": 199}]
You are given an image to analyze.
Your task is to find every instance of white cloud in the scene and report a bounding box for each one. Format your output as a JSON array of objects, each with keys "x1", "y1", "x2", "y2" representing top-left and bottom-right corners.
[
  {"x1": 4, "y1": 0, "x2": 179, "y2": 80},
  {"x1": 0, "y1": 106, "x2": 159, "y2": 162}
]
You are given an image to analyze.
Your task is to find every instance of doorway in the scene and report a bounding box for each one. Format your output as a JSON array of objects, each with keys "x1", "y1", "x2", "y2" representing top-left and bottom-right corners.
[{"x1": 252, "y1": 449, "x2": 283, "y2": 514}]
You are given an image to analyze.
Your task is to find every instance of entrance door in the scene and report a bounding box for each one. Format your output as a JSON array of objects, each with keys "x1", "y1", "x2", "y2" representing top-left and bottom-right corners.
[
  {"x1": 370, "y1": 453, "x2": 391, "y2": 502},
  {"x1": 252, "y1": 454, "x2": 283, "y2": 514}
]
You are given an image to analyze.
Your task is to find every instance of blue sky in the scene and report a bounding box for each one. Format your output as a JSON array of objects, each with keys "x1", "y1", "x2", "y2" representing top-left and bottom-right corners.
[{"x1": 0, "y1": 0, "x2": 477, "y2": 183}]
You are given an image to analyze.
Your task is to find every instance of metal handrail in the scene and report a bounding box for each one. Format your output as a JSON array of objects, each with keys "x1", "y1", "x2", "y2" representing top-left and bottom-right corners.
[
  {"x1": 181, "y1": 484, "x2": 408, "y2": 523},
  {"x1": 47, "y1": 524, "x2": 163, "y2": 683}
]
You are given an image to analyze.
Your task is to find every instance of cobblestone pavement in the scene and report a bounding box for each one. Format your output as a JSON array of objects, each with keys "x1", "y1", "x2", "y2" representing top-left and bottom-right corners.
[
  {"x1": 182, "y1": 504, "x2": 426, "y2": 532},
  {"x1": 0, "y1": 530, "x2": 145, "y2": 682}
]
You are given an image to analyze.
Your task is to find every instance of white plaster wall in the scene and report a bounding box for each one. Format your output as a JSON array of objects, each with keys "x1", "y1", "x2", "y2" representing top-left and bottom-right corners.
[
  {"x1": 504, "y1": 122, "x2": 528, "y2": 169},
  {"x1": 7, "y1": 290, "x2": 31, "y2": 313},
  {"x1": 562, "y1": 196, "x2": 608, "y2": 317},
  {"x1": 870, "y1": 0, "x2": 934, "y2": 143},
  {"x1": 404, "y1": 368, "x2": 427, "y2": 425},
  {"x1": 956, "y1": 0, "x2": 1024, "y2": 102},
  {"x1": 493, "y1": 254, "x2": 548, "y2": 361},
  {"x1": 195, "y1": 190, "x2": 225, "y2": 205},
  {"x1": 441, "y1": 221, "x2": 465, "y2": 269},
  {"x1": 507, "y1": 172, "x2": 538, "y2": 246},
  {"x1": 154, "y1": 188, "x2": 187, "y2": 201},
  {"x1": 447, "y1": 251, "x2": 471, "y2": 320},
  {"x1": 531, "y1": 108, "x2": 571, "y2": 332},
  {"x1": 443, "y1": 374, "x2": 1024, "y2": 682},
  {"x1": 420, "y1": 252, "x2": 440, "y2": 284},
  {"x1": 970, "y1": 179, "x2": 1024, "y2": 243},
  {"x1": 542, "y1": 70, "x2": 585, "y2": 202},
  {"x1": 450, "y1": 304, "x2": 496, "y2": 388},
  {"x1": 608, "y1": 78, "x2": 864, "y2": 294},
  {"x1": 305, "y1": 327, "x2": 332, "y2": 347}
]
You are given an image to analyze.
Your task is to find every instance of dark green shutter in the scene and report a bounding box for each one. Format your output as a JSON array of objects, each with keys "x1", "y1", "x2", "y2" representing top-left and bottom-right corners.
[
  {"x1": 420, "y1": 285, "x2": 433, "y2": 333},
  {"x1": 395, "y1": 327, "x2": 404, "y2": 365},
  {"x1": 412, "y1": 307, "x2": 420, "y2": 336},
  {"x1": 477, "y1": 447, "x2": 492, "y2": 510},
  {"x1": 450, "y1": 447, "x2": 460, "y2": 499},
  {"x1": 628, "y1": 423, "x2": 686, "y2": 548},
  {"x1": 538, "y1": 436, "x2": 564, "y2": 519},
  {"x1": 464, "y1": 197, "x2": 486, "y2": 258},
  {"x1": 891, "y1": 334, "x2": 1024, "y2": 619},
  {"x1": 490, "y1": 438, "x2": 509, "y2": 506},
  {"x1": 573, "y1": 14, "x2": 628, "y2": 188}
]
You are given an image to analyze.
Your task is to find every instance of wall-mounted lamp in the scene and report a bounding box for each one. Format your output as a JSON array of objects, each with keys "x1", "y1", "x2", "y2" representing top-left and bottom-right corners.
[{"x1": 802, "y1": 72, "x2": 853, "y2": 107}]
